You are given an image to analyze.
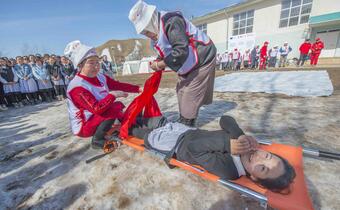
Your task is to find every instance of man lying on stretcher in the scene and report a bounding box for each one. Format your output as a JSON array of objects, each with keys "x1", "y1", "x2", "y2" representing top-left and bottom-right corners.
[{"x1": 97, "y1": 115, "x2": 296, "y2": 193}]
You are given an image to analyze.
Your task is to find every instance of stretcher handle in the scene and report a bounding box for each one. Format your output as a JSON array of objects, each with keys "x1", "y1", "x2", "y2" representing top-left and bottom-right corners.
[
  {"x1": 258, "y1": 140, "x2": 340, "y2": 161},
  {"x1": 319, "y1": 151, "x2": 340, "y2": 160}
]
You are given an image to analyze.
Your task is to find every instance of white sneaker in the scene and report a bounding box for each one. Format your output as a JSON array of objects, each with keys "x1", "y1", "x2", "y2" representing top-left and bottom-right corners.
[{"x1": 0, "y1": 105, "x2": 8, "y2": 111}]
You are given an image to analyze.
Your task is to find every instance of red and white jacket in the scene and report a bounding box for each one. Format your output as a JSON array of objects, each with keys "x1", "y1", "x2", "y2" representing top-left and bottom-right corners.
[
  {"x1": 67, "y1": 73, "x2": 139, "y2": 137},
  {"x1": 242, "y1": 52, "x2": 251, "y2": 63},
  {"x1": 232, "y1": 51, "x2": 241, "y2": 60}
]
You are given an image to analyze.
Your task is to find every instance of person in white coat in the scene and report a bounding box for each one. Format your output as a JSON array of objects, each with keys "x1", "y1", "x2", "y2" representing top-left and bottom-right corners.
[
  {"x1": 32, "y1": 57, "x2": 54, "y2": 102},
  {"x1": 13, "y1": 56, "x2": 39, "y2": 105},
  {"x1": 268, "y1": 46, "x2": 279, "y2": 68},
  {"x1": 129, "y1": 0, "x2": 217, "y2": 126}
]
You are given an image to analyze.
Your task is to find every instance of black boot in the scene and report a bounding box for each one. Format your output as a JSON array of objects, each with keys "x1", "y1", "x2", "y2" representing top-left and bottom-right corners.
[
  {"x1": 91, "y1": 136, "x2": 105, "y2": 150},
  {"x1": 91, "y1": 119, "x2": 116, "y2": 149}
]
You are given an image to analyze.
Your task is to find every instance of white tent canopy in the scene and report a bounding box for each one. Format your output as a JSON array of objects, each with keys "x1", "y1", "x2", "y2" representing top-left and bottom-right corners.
[
  {"x1": 122, "y1": 60, "x2": 141, "y2": 75},
  {"x1": 100, "y1": 48, "x2": 112, "y2": 62},
  {"x1": 122, "y1": 57, "x2": 157, "y2": 75}
]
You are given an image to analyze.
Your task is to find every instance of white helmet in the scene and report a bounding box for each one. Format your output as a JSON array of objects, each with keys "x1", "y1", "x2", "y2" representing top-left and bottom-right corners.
[{"x1": 128, "y1": 0, "x2": 157, "y2": 34}]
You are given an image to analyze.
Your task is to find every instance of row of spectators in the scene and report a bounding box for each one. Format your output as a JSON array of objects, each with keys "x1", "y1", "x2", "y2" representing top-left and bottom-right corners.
[
  {"x1": 0, "y1": 54, "x2": 116, "y2": 111},
  {"x1": 216, "y1": 38, "x2": 325, "y2": 71}
]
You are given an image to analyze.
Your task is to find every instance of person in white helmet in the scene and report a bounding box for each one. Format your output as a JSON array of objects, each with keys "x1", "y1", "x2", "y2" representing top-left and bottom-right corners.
[
  {"x1": 129, "y1": 0, "x2": 217, "y2": 127},
  {"x1": 64, "y1": 41, "x2": 141, "y2": 149}
]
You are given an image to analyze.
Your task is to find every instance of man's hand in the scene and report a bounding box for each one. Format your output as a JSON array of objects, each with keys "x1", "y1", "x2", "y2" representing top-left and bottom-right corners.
[
  {"x1": 150, "y1": 60, "x2": 166, "y2": 71},
  {"x1": 110, "y1": 91, "x2": 128, "y2": 98},
  {"x1": 230, "y1": 135, "x2": 258, "y2": 155}
]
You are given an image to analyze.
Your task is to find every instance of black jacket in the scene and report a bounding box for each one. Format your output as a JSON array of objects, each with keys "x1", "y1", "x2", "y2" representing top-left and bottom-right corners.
[
  {"x1": 47, "y1": 63, "x2": 62, "y2": 79},
  {"x1": 162, "y1": 12, "x2": 217, "y2": 72},
  {"x1": 176, "y1": 116, "x2": 245, "y2": 180}
]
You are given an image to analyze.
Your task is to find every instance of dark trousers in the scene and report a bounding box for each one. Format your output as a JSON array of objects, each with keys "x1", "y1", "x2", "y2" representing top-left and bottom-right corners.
[
  {"x1": 130, "y1": 116, "x2": 168, "y2": 139},
  {"x1": 251, "y1": 57, "x2": 258, "y2": 69},
  {"x1": 0, "y1": 83, "x2": 6, "y2": 105},
  {"x1": 39, "y1": 89, "x2": 53, "y2": 102},
  {"x1": 269, "y1": 57, "x2": 277, "y2": 67},
  {"x1": 23, "y1": 92, "x2": 38, "y2": 102},
  {"x1": 297, "y1": 53, "x2": 308, "y2": 66},
  {"x1": 243, "y1": 61, "x2": 249, "y2": 69},
  {"x1": 7, "y1": 93, "x2": 21, "y2": 104},
  {"x1": 54, "y1": 85, "x2": 66, "y2": 97},
  {"x1": 91, "y1": 119, "x2": 116, "y2": 148}
]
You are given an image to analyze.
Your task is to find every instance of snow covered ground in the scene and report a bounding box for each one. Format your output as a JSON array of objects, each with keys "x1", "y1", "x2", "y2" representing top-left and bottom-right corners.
[
  {"x1": 214, "y1": 71, "x2": 334, "y2": 97},
  {"x1": 1, "y1": 88, "x2": 340, "y2": 210}
]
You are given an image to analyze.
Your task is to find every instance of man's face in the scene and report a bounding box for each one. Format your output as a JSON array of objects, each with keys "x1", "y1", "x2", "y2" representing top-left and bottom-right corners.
[
  {"x1": 49, "y1": 57, "x2": 56, "y2": 64},
  {"x1": 80, "y1": 56, "x2": 100, "y2": 78},
  {"x1": 61, "y1": 57, "x2": 68, "y2": 64},
  {"x1": 0, "y1": 59, "x2": 5, "y2": 66},
  {"x1": 142, "y1": 30, "x2": 158, "y2": 41},
  {"x1": 17, "y1": 57, "x2": 23, "y2": 65},
  {"x1": 23, "y1": 57, "x2": 29, "y2": 64},
  {"x1": 29, "y1": 56, "x2": 35, "y2": 62},
  {"x1": 241, "y1": 149, "x2": 285, "y2": 181}
]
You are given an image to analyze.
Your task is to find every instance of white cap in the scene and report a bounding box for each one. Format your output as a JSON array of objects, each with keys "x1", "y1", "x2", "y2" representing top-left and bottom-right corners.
[
  {"x1": 64, "y1": 40, "x2": 97, "y2": 67},
  {"x1": 128, "y1": 0, "x2": 156, "y2": 34}
]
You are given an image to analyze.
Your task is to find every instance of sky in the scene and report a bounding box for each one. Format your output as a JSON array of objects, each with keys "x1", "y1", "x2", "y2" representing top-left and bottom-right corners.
[{"x1": 0, "y1": 0, "x2": 241, "y2": 57}]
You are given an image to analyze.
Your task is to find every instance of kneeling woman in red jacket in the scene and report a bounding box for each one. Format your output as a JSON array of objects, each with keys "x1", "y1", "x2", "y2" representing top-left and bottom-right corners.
[{"x1": 64, "y1": 41, "x2": 140, "y2": 148}]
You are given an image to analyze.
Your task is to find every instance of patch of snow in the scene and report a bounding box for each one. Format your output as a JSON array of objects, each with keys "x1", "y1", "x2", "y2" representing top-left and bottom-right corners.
[
  {"x1": 125, "y1": 41, "x2": 142, "y2": 61},
  {"x1": 214, "y1": 70, "x2": 334, "y2": 97},
  {"x1": 117, "y1": 44, "x2": 122, "y2": 52}
]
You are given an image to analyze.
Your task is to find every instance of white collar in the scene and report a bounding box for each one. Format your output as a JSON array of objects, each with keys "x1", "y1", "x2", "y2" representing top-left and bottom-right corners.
[{"x1": 231, "y1": 155, "x2": 246, "y2": 176}]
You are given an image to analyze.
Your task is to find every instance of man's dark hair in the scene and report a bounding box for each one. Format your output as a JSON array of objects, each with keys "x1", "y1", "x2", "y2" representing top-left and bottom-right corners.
[{"x1": 257, "y1": 154, "x2": 296, "y2": 193}]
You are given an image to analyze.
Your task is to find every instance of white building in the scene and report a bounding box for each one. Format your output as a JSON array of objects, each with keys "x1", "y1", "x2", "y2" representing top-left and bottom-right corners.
[{"x1": 192, "y1": 0, "x2": 340, "y2": 58}]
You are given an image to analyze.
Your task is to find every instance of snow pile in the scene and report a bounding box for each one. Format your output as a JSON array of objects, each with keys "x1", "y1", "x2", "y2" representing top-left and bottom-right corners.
[
  {"x1": 125, "y1": 40, "x2": 142, "y2": 61},
  {"x1": 117, "y1": 44, "x2": 122, "y2": 52},
  {"x1": 214, "y1": 71, "x2": 334, "y2": 97}
]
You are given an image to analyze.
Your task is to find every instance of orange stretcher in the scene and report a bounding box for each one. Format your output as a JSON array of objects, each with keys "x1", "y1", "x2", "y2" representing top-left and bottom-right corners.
[{"x1": 120, "y1": 136, "x2": 317, "y2": 210}]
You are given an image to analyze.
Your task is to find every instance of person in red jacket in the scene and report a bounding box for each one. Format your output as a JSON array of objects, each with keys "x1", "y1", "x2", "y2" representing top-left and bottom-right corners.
[
  {"x1": 297, "y1": 39, "x2": 312, "y2": 66},
  {"x1": 259, "y1": 41, "x2": 269, "y2": 70},
  {"x1": 64, "y1": 40, "x2": 140, "y2": 149},
  {"x1": 310, "y1": 38, "x2": 324, "y2": 66}
]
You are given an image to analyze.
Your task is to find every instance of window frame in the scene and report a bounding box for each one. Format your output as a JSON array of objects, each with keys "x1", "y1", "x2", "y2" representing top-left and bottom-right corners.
[
  {"x1": 279, "y1": 0, "x2": 313, "y2": 28},
  {"x1": 197, "y1": 23, "x2": 207, "y2": 34},
  {"x1": 232, "y1": 9, "x2": 255, "y2": 36}
]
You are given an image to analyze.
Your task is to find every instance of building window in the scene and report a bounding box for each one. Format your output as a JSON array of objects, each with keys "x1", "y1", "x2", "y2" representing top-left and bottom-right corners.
[
  {"x1": 279, "y1": 0, "x2": 313, "y2": 28},
  {"x1": 197, "y1": 23, "x2": 207, "y2": 34},
  {"x1": 233, "y1": 10, "x2": 254, "y2": 36}
]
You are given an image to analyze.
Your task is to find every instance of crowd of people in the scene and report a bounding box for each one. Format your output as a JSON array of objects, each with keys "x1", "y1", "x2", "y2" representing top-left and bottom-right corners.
[
  {"x1": 0, "y1": 54, "x2": 116, "y2": 111},
  {"x1": 216, "y1": 38, "x2": 325, "y2": 71}
]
